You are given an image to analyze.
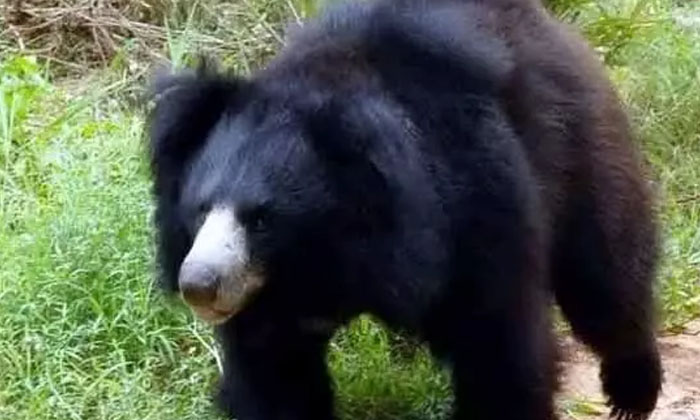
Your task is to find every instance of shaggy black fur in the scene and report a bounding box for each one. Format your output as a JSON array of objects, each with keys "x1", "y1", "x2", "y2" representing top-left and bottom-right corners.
[{"x1": 147, "y1": 0, "x2": 662, "y2": 419}]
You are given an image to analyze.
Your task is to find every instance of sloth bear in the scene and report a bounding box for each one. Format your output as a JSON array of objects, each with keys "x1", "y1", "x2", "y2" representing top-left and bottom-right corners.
[{"x1": 147, "y1": 0, "x2": 662, "y2": 419}]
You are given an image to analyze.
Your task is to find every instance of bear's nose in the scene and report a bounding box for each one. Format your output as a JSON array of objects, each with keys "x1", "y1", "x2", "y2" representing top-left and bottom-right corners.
[{"x1": 179, "y1": 263, "x2": 219, "y2": 307}]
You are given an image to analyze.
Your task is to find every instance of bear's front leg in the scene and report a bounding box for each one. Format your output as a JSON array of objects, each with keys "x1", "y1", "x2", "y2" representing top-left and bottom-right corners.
[{"x1": 216, "y1": 316, "x2": 335, "y2": 420}]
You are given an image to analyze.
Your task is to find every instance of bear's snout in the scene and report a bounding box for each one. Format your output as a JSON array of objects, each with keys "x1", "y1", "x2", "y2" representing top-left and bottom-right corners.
[
  {"x1": 177, "y1": 205, "x2": 264, "y2": 324},
  {"x1": 179, "y1": 262, "x2": 220, "y2": 307}
]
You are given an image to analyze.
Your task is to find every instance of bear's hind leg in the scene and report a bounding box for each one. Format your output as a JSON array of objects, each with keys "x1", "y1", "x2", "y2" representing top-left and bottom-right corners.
[{"x1": 552, "y1": 197, "x2": 661, "y2": 419}]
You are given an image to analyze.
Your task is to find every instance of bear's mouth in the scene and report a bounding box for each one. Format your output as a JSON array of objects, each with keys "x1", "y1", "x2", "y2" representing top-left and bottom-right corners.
[
  {"x1": 183, "y1": 294, "x2": 242, "y2": 324},
  {"x1": 180, "y1": 266, "x2": 265, "y2": 324},
  {"x1": 189, "y1": 306, "x2": 235, "y2": 325}
]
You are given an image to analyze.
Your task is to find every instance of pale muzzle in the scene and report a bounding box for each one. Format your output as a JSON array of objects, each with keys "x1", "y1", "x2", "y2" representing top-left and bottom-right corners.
[{"x1": 178, "y1": 206, "x2": 263, "y2": 324}]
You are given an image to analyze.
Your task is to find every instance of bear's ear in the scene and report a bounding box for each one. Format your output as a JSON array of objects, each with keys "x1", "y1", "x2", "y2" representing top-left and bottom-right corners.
[{"x1": 147, "y1": 64, "x2": 246, "y2": 189}]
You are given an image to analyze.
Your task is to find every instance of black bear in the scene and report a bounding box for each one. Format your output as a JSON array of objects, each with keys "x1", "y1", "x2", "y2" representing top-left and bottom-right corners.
[{"x1": 147, "y1": 0, "x2": 662, "y2": 419}]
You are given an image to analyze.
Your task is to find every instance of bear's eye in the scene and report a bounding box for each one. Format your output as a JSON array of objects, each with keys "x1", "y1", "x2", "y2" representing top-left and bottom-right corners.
[
  {"x1": 239, "y1": 205, "x2": 271, "y2": 232},
  {"x1": 192, "y1": 203, "x2": 210, "y2": 230}
]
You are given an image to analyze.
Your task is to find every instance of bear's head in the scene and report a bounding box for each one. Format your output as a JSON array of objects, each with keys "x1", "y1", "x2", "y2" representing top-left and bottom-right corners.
[
  {"x1": 146, "y1": 0, "x2": 510, "y2": 324},
  {"x1": 147, "y1": 62, "x2": 396, "y2": 324}
]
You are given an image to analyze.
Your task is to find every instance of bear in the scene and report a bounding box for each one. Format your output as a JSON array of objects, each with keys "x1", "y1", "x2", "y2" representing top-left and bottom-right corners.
[{"x1": 147, "y1": 0, "x2": 662, "y2": 419}]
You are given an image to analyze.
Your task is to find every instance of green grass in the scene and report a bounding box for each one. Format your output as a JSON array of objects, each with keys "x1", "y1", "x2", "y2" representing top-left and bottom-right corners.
[
  {"x1": 1, "y1": 0, "x2": 699, "y2": 419},
  {"x1": 613, "y1": 2, "x2": 700, "y2": 327}
]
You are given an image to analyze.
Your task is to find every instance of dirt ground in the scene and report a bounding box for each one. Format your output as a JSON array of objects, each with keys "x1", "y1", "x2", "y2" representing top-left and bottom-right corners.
[{"x1": 559, "y1": 321, "x2": 700, "y2": 420}]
